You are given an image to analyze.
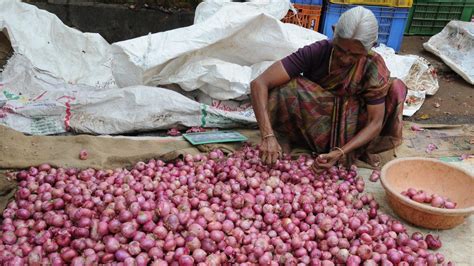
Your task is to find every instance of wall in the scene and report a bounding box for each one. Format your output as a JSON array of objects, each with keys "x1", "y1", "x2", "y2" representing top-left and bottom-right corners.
[
  {"x1": 22, "y1": 1, "x2": 196, "y2": 43},
  {"x1": 24, "y1": 0, "x2": 201, "y2": 9}
]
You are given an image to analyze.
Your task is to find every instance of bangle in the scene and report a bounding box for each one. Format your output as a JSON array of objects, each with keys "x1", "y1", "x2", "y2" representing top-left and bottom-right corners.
[
  {"x1": 331, "y1": 147, "x2": 345, "y2": 157},
  {"x1": 262, "y1": 133, "x2": 275, "y2": 139}
]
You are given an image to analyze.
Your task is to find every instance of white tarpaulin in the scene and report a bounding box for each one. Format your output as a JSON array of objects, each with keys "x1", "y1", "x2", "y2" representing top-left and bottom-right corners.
[
  {"x1": 424, "y1": 21, "x2": 474, "y2": 85},
  {"x1": 0, "y1": 0, "x2": 116, "y2": 88},
  {"x1": 111, "y1": 1, "x2": 326, "y2": 100},
  {"x1": 0, "y1": 0, "x2": 326, "y2": 135},
  {"x1": 373, "y1": 44, "x2": 440, "y2": 117},
  {"x1": 194, "y1": 0, "x2": 292, "y2": 24},
  {"x1": 0, "y1": 54, "x2": 256, "y2": 135}
]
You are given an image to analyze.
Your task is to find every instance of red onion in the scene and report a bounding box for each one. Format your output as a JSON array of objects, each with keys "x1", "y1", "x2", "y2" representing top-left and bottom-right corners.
[
  {"x1": 115, "y1": 249, "x2": 131, "y2": 262},
  {"x1": 210, "y1": 230, "x2": 224, "y2": 242},
  {"x1": 207, "y1": 221, "x2": 222, "y2": 231},
  {"x1": 15, "y1": 209, "x2": 31, "y2": 220},
  {"x1": 164, "y1": 239, "x2": 177, "y2": 252},
  {"x1": 136, "y1": 253, "x2": 150, "y2": 266},
  {"x1": 105, "y1": 237, "x2": 121, "y2": 253},
  {"x1": 425, "y1": 234, "x2": 442, "y2": 250},
  {"x1": 368, "y1": 208, "x2": 377, "y2": 219},
  {"x1": 109, "y1": 219, "x2": 122, "y2": 234},
  {"x1": 185, "y1": 236, "x2": 201, "y2": 251},
  {"x1": 411, "y1": 193, "x2": 426, "y2": 203},
  {"x1": 70, "y1": 256, "x2": 86, "y2": 266},
  {"x1": 54, "y1": 230, "x2": 71, "y2": 247},
  {"x1": 391, "y1": 222, "x2": 404, "y2": 233},
  {"x1": 264, "y1": 213, "x2": 277, "y2": 224},
  {"x1": 319, "y1": 217, "x2": 333, "y2": 231},
  {"x1": 357, "y1": 244, "x2": 372, "y2": 261},
  {"x1": 444, "y1": 201, "x2": 456, "y2": 209},
  {"x1": 60, "y1": 247, "x2": 77, "y2": 262},
  {"x1": 164, "y1": 214, "x2": 180, "y2": 231},
  {"x1": 73, "y1": 227, "x2": 89, "y2": 238},
  {"x1": 411, "y1": 232, "x2": 423, "y2": 241},
  {"x1": 140, "y1": 236, "x2": 155, "y2": 251},
  {"x1": 188, "y1": 223, "x2": 205, "y2": 239},
  {"x1": 178, "y1": 255, "x2": 194, "y2": 266},
  {"x1": 2, "y1": 231, "x2": 17, "y2": 245},
  {"x1": 259, "y1": 252, "x2": 273, "y2": 264},
  {"x1": 44, "y1": 239, "x2": 59, "y2": 253},
  {"x1": 97, "y1": 221, "x2": 109, "y2": 236},
  {"x1": 15, "y1": 227, "x2": 29, "y2": 237},
  {"x1": 148, "y1": 247, "x2": 164, "y2": 259},
  {"x1": 387, "y1": 249, "x2": 401, "y2": 264},
  {"x1": 17, "y1": 188, "x2": 31, "y2": 200},
  {"x1": 418, "y1": 239, "x2": 428, "y2": 250},
  {"x1": 79, "y1": 149, "x2": 88, "y2": 160},
  {"x1": 201, "y1": 238, "x2": 217, "y2": 253},
  {"x1": 436, "y1": 253, "x2": 445, "y2": 263},
  {"x1": 348, "y1": 217, "x2": 361, "y2": 230},
  {"x1": 347, "y1": 255, "x2": 361, "y2": 265},
  {"x1": 137, "y1": 211, "x2": 152, "y2": 225},
  {"x1": 368, "y1": 171, "x2": 379, "y2": 182},
  {"x1": 430, "y1": 196, "x2": 445, "y2": 208},
  {"x1": 77, "y1": 217, "x2": 92, "y2": 228},
  {"x1": 9, "y1": 256, "x2": 26, "y2": 265},
  {"x1": 71, "y1": 239, "x2": 86, "y2": 251},
  {"x1": 119, "y1": 210, "x2": 133, "y2": 222},
  {"x1": 153, "y1": 225, "x2": 168, "y2": 240},
  {"x1": 121, "y1": 222, "x2": 137, "y2": 239}
]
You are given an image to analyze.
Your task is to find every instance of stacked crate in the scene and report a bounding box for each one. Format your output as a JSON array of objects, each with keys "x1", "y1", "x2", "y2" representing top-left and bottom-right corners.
[
  {"x1": 282, "y1": 0, "x2": 323, "y2": 31},
  {"x1": 320, "y1": 0, "x2": 413, "y2": 52},
  {"x1": 405, "y1": 0, "x2": 474, "y2": 35}
]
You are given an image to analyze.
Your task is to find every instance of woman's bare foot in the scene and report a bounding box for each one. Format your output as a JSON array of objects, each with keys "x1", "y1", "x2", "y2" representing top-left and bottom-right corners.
[
  {"x1": 360, "y1": 152, "x2": 381, "y2": 168},
  {"x1": 280, "y1": 141, "x2": 291, "y2": 155}
]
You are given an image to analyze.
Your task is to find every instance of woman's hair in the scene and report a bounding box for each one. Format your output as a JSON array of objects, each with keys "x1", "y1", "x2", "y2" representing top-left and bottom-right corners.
[{"x1": 334, "y1": 6, "x2": 379, "y2": 51}]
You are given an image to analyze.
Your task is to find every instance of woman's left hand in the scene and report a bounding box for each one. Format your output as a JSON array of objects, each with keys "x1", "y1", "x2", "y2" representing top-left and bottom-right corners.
[{"x1": 312, "y1": 150, "x2": 344, "y2": 173}]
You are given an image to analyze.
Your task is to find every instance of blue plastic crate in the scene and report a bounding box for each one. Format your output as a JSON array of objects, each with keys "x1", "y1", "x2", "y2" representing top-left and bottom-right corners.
[
  {"x1": 321, "y1": 3, "x2": 409, "y2": 51},
  {"x1": 291, "y1": 0, "x2": 323, "y2": 5}
]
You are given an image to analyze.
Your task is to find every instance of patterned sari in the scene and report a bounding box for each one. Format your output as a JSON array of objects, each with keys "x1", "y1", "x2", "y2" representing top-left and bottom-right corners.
[{"x1": 268, "y1": 50, "x2": 407, "y2": 166}]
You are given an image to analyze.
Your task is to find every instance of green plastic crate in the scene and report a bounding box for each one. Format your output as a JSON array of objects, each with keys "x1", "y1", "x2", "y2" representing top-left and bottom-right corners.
[{"x1": 405, "y1": 0, "x2": 474, "y2": 35}]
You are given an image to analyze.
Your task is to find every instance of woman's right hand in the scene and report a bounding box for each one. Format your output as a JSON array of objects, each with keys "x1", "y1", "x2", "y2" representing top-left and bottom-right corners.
[
  {"x1": 260, "y1": 136, "x2": 282, "y2": 165},
  {"x1": 250, "y1": 61, "x2": 291, "y2": 166}
]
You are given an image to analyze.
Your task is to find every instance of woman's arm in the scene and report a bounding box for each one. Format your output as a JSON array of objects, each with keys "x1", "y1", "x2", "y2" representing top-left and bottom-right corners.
[
  {"x1": 313, "y1": 103, "x2": 385, "y2": 170},
  {"x1": 341, "y1": 103, "x2": 385, "y2": 154},
  {"x1": 250, "y1": 61, "x2": 291, "y2": 165}
]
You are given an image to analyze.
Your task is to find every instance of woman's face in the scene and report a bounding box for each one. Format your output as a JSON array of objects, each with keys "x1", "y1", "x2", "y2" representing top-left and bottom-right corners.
[{"x1": 332, "y1": 38, "x2": 368, "y2": 69}]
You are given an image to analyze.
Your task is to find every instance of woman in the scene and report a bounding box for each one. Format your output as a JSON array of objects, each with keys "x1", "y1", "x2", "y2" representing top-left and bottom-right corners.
[{"x1": 250, "y1": 6, "x2": 407, "y2": 171}]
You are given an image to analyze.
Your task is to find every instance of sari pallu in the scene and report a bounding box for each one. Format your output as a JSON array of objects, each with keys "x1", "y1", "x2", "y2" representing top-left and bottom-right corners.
[{"x1": 268, "y1": 51, "x2": 407, "y2": 166}]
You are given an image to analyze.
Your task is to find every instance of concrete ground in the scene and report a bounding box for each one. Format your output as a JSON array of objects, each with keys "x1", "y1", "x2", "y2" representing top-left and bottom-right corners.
[{"x1": 400, "y1": 36, "x2": 474, "y2": 125}]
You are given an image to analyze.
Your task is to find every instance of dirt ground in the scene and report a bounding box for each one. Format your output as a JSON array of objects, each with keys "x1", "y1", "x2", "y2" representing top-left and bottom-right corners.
[{"x1": 400, "y1": 36, "x2": 474, "y2": 125}]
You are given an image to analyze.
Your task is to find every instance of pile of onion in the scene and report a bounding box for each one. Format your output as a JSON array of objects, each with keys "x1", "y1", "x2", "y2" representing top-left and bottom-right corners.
[
  {"x1": 401, "y1": 188, "x2": 457, "y2": 209},
  {"x1": 0, "y1": 145, "x2": 452, "y2": 265}
]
